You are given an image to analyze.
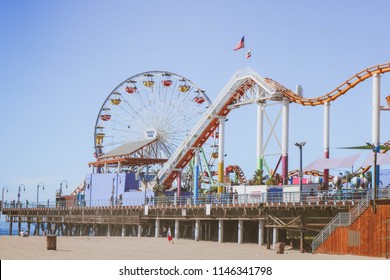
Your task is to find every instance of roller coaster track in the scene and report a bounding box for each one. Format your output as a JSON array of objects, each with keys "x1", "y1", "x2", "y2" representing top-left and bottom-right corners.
[
  {"x1": 227, "y1": 165, "x2": 248, "y2": 184},
  {"x1": 265, "y1": 62, "x2": 390, "y2": 106},
  {"x1": 157, "y1": 68, "x2": 276, "y2": 187},
  {"x1": 157, "y1": 62, "x2": 390, "y2": 188}
]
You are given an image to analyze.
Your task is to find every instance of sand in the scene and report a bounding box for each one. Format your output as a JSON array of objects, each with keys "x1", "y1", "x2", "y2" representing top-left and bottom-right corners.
[{"x1": 0, "y1": 235, "x2": 383, "y2": 260}]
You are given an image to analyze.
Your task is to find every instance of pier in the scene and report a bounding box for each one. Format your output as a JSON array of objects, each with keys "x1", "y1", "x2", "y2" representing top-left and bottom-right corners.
[{"x1": 1, "y1": 191, "x2": 364, "y2": 253}]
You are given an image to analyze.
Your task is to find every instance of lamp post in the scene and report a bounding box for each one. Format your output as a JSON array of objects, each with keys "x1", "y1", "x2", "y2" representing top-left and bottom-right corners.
[
  {"x1": 2, "y1": 186, "x2": 8, "y2": 208},
  {"x1": 17, "y1": 184, "x2": 26, "y2": 206},
  {"x1": 295, "y1": 142, "x2": 306, "y2": 195},
  {"x1": 59, "y1": 180, "x2": 68, "y2": 196},
  {"x1": 113, "y1": 173, "x2": 121, "y2": 206},
  {"x1": 36, "y1": 182, "x2": 45, "y2": 207},
  {"x1": 84, "y1": 177, "x2": 91, "y2": 207},
  {"x1": 140, "y1": 165, "x2": 150, "y2": 206},
  {"x1": 366, "y1": 142, "x2": 378, "y2": 200},
  {"x1": 59, "y1": 180, "x2": 68, "y2": 207}
]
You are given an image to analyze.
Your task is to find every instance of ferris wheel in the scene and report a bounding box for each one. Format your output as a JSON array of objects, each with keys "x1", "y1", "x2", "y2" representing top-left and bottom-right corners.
[{"x1": 94, "y1": 71, "x2": 212, "y2": 168}]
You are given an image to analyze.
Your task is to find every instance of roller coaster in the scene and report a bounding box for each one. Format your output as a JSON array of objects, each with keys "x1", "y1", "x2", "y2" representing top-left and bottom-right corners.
[{"x1": 87, "y1": 62, "x2": 390, "y2": 197}]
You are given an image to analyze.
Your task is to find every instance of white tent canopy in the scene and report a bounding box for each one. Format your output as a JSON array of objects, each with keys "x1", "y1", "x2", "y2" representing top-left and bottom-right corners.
[
  {"x1": 303, "y1": 154, "x2": 361, "y2": 171},
  {"x1": 361, "y1": 152, "x2": 390, "y2": 167}
]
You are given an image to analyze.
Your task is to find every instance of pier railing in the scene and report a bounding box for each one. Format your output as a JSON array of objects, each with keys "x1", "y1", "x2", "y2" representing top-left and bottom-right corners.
[
  {"x1": 2, "y1": 189, "x2": 373, "y2": 210},
  {"x1": 311, "y1": 189, "x2": 374, "y2": 253}
]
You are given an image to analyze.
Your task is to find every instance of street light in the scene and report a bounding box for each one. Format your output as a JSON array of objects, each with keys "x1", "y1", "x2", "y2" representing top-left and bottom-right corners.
[
  {"x1": 2, "y1": 186, "x2": 8, "y2": 208},
  {"x1": 59, "y1": 180, "x2": 68, "y2": 196},
  {"x1": 140, "y1": 165, "x2": 150, "y2": 206},
  {"x1": 113, "y1": 173, "x2": 121, "y2": 206},
  {"x1": 295, "y1": 142, "x2": 306, "y2": 194},
  {"x1": 84, "y1": 177, "x2": 91, "y2": 207},
  {"x1": 59, "y1": 180, "x2": 68, "y2": 207},
  {"x1": 17, "y1": 184, "x2": 26, "y2": 206},
  {"x1": 366, "y1": 142, "x2": 378, "y2": 200},
  {"x1": 36, "y1": 182, "x2": 45, "y2": 207}
]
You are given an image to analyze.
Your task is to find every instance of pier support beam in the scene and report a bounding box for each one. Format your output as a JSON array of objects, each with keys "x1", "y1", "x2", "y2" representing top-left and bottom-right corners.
[
  {"x1": 300, "y1": 229, "x2": 305, "y2": 253},
  {"x1": 238, "y1": 220, "x2": 244, "y2": 244},
  {"x1": 138, "y1": 224, "x2": 143, "y2": 237},
  {"x1": 194, "y1": 220, "x2": 200, "y2": 241},
  {"x1": 17, "y1": 217, "x2": 21, "y2": 234},
  {"x1": 9, "y1": 217, "x2": 13, "y2": 235},
  {"x1": 121, "y1": 225, "x2": 126, "y2": 237},
  {"x1": 258, "y1": 220, "x2": 265, "y2": 245},
  {"x1": 218, "y1": 220, "x2": 224, "y2": 243},
  {"x1": 273, "y1": 227, "x2": 279, "y2": 249},
  {"x1": 155, "y1": 219, "x2": 160, "y2": 238},
  {"x1": 175, "y1": 219, "x2": 180, "y2": 239},
  {"x1": 27, "y1": 222, "x2": 31, "y2": 236},
  {"x1": 107, "y1": 224, "x2": 111, "y2": 237},
  {"x1": 266, "y1": 227, "x2": 271, "y2": 249}
]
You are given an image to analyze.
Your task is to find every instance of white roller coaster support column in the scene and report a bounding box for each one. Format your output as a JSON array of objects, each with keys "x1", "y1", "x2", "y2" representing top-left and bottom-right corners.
[
  {"x1": 323, "y1": 102, "x2": 330, "y2": 189},
  {"x1": 218, "y1": 117, "x2": 226, "y2": 193},
  {"x1": 257, "y1": 102, "x2": 265, "y2": 172},
  {"x1": 281, "y1": 98, "x2": 289, "y2": 185},
  {"x1": 372, "y1": 73, "x2": 381, "y2": 187},
  {"x1": 177, "y1": 171, "x2": 181, "y2": 197},
  {"x1": 118, "y1": 161, "x2": 122, "y2": 173},
  {"x1": 194, "y1": 149, "x2": 200, "y2": 204}
]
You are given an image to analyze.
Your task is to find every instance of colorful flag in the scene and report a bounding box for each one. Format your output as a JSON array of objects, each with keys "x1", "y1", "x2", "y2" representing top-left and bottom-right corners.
[
  {"x1": 233, "y1": 36, "x2": 245, "y2": 51},
  {"x1": 246, "y1": 49, "x2": 252, "y2": 59}
]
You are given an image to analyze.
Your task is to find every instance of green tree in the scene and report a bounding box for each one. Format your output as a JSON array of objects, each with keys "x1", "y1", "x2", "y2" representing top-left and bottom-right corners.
[{"x1": 252, "y1": 169, "x2": 263, "y2": 185}]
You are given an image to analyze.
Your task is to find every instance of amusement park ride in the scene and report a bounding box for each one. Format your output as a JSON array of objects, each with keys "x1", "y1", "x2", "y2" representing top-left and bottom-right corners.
[{"x1": 85, "y1": 62, "x2": 390, "y2": 200}]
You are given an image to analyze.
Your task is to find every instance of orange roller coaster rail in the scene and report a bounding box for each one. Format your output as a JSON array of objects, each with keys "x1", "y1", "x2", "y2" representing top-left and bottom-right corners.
[{"x1": 265, "y1": 62, "x2": 390, "y2": 106}]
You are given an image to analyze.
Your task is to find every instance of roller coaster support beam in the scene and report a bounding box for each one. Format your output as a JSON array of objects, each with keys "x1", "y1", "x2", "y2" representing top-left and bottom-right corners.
[
  {"x1": 256, "y1": 102, "x2": 265, "y2": 173},
  {"x1": 372, "y1": 73, "x2": 381, "y2": 191},
  {"x1": 193, "y1": 149, "x2": 200, "y2": 203},
  {"x1": 323, "y1": 101, "x2": 330, "y2": 190},
  {"x1": 281, "y1": 98, "x2": 289, "y2": 185},
  {"x1": 173, "y1": 169, "x2": 182, "y2": 197},
  {"x1": 217, "y1": 117, "x2": 226, "y2": 193}
]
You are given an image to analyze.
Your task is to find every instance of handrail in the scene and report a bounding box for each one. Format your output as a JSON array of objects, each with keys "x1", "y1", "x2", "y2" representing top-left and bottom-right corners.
[
  {"x1": 2, "y1": 190, "x2": 371, "y2": 210},
  {"x1": 311, "y1": 189, "x2": 374, "y2": 252}
]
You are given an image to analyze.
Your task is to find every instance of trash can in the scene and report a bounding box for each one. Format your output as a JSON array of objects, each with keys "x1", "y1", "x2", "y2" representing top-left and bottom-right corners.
[
  {"x1": 47, "y1": 234, "x2": 57, "y2": 250},
  {"x1": 276, "y1": 242, "x2": 285, "y2": 254}
]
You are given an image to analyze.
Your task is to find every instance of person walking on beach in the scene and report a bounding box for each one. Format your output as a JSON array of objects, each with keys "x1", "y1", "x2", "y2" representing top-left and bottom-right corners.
[{"x1": 167, "y1": 227, "x2": 173, "y2": 244}]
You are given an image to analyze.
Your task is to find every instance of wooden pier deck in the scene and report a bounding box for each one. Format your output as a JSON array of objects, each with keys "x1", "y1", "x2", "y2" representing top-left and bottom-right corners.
[{"x1": 1, "y1": 199, "x2": 358, "y2": 252}]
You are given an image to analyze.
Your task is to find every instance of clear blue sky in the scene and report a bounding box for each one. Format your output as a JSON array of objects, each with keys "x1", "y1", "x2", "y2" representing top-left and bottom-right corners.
[{"x1": 1, "y1": 0, "x2": 389, "y2": 203}]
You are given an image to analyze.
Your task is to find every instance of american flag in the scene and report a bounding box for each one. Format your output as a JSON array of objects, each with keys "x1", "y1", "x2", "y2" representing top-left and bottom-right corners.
[
  {"x1": 246, "y1": 49, "x2": 251, "y2": 59},
  {"x1": 233, "y1": 36, "x2": 245, "y2": 51}
]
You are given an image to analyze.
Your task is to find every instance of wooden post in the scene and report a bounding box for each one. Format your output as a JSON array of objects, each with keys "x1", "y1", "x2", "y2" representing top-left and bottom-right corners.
[
  {"x1": 300, "y1": 229, "x2": 305, "y2": 253},
  {"x1": 266, "y1": 227, "x2": 271, "y2": 249},
  {"x1": 18, "y1": 217, "x2": 21, "y2": 234},
  {"x1": 9, "y1": 216, "x2": 13, "y2": 235}
]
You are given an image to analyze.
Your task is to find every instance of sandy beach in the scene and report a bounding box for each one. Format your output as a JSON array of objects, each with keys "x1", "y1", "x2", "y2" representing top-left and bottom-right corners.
[{"x1": 0, "y1": 235, "x2": 383, "y2": 260}]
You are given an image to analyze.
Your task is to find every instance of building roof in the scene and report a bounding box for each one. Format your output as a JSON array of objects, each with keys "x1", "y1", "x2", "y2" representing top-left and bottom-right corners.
[{"x1": 100, "y1": 138, "x2": 157, "y2": 159}]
